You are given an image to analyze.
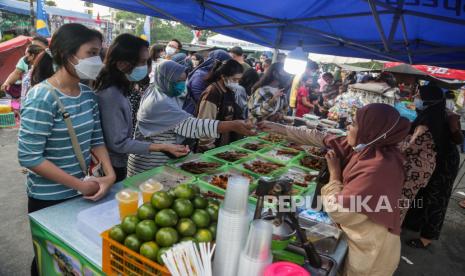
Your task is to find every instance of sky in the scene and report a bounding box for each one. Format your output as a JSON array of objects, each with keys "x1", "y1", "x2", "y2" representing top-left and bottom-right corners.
[{"x1": 55, "y1": 0, "x2": 111, "y2": 17}]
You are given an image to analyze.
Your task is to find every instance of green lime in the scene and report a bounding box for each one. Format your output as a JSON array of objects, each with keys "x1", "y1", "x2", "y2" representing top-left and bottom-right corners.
[
  {"x1": 189, "y1": 184, "x2": 200, "y2": 195},
  {"x1": 167, "y1": 188, "x2": 176, "y2": 198},
  {"x1": 156, "y1": 227, "x2": 179, "y2": 247},
  {"x1": 174, "y1": 184, "x2": 195, "y2": 200},
  {"x1": 208, "y1": 223, "x2": 217, "y2": 238},
  {"x1": 139, "y1": 241, "x2": 159, "y2": 261},
  {"x1": 156, "y1": 247, "x2": 171, "y2": 265},
  {"x1": 177, "y1": 218, "x2": 197, "y2": 237},
  {"x1": 109, "y1": 225, "x2": 126, "y2": 244},
  {"x1": 194, "y1": 229, "x2": 213, "y2": 243},
  {"x1": 137, "y1": 203, "x2": 156, "y2": 220},
  {"x1": 151, "y1": 191, "x2": 174, "y2": 210},
  {"x1": 208, "y1": 199, "x2": 220, "y2": 208},
  {"x1": 192, "y1": 196, "x2": 208, "y2": 209},
  {"x1": 172, "y1": 199, "x2": 194, "y2": 218},
  {"x1": 135, "y1": 220, "x2": 158, "y2": 242},
  {"x1": 155, "y1": 209, "x2": 179, "y2": 227},
  {"x1": 121, "y1": 215, "x2": 140, "y2": 234},
  {"x1": 124, "y1": 234, "x2": 142, "y2": 252},
  {"x1": 191, "y1": 209, "x2": 211, "y2": 228},
  {"x1": 180, "y1": 237, "x2": 197, "y2": 242},
  {"x1": 206, "y1": 205, "x2": 219, "y2": 222}
]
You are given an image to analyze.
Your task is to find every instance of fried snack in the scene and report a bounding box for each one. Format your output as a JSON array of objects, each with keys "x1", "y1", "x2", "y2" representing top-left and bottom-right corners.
[
  {"x1": 201, "y1": 191, "x2": 225, "y2": 200},
  {"x1": 284, "y1": 142, "x2": 304, "y2": 151},
  {"x1": 243, "y1": 160, "x2": 283, "y2": 174},
  {"x1": 300, "y1": 156, "x2": 325, "y2": 171},
  {"x1": 242, "y1": 142, "x2": 266, "y2": 151},
  {"x1": 214, "y1": 151, "x2": 249, "y2": 162},
  {"x1": 276, "y1": 148, "x2": 300, "y2": 156},
  {"x1": 180, "y1": 161, "x2": 221, "y2": 174},
  {"x1": 209, "y1": 173, "x2": 253, "y2": 189},
  {"x1": 261, "y1": 133, "x2": 286, "y2": 143}
]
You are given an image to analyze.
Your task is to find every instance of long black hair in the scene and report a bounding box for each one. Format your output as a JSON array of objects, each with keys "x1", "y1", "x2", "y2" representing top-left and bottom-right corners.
[
  {"x1": 239, "y1": 68, "x2": 260, "y2": 96},
  {"x1": 412, "y1": 83, "x2": 451, "y2": 157},
  {"x1": 31, "y1": 23, "x2": 103, "y2": 86},
  {"x1": 251, "y1": 62, "x2": 284, "y2": 92},
  {"x1": 94, "y1": 33, "x2": 149, "y2": 95},
  {"x1": 150, "y1": 44, "x2": 165, "y2": 61},
  {"x1": 204, "y1": 59, "x2": 243, "y2": 85}
]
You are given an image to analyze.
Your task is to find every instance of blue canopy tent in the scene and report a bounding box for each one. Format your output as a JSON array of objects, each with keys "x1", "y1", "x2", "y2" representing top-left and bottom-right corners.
[{"x1": 86, "y1": 0, "x2": 465, "y2": 69}]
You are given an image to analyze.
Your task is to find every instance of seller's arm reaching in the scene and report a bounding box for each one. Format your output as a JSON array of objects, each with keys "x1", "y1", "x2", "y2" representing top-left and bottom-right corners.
[{"x1": 257, "y1": 121, "x2": 326, "y2": 147}]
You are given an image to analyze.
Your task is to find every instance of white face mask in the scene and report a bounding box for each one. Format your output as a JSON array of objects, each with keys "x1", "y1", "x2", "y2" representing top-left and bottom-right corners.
[
  {"x1": 192, "y1": 60, "x2": 200, "y2": 67},
  {"x1": 225, "y1": 80, "x2": 241, "y2": 91},
  {"x1": 446, "y1": 99, "x2": 455, "y2": 111},
  {"x1": 165, "y1": 46, "x2": 177, "y2": 56},
  {"x1": 73, "y1": 55, "x2": 104, "y2": 80}
]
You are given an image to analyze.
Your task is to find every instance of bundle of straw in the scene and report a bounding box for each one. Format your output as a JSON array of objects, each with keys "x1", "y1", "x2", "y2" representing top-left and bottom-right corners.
[{"x1": 161, "y1": 241, "x2": 216, "y2": 276}]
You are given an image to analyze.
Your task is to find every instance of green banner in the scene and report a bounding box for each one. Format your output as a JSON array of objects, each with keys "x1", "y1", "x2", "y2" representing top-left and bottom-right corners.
[{"x1": 29, "y1": 219, "x2": 104, "y2": 276}]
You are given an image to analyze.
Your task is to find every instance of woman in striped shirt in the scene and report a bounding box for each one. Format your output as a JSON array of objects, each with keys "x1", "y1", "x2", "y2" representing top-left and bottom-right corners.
[
  {"x1": 95, "y1": 34, "x2": 189, "y2": 182},
  {"x1": 127, "y1": 61, "x2": 255, "y2": 176},
  {"x1": 19, "y1": 23, "x2": 117, "y2": 276}
]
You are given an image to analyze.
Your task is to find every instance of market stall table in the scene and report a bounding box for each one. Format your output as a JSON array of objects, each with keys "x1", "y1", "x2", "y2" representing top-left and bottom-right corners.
[{"x1": 29, "y1": 181, "x2": 348, "y2": 276}]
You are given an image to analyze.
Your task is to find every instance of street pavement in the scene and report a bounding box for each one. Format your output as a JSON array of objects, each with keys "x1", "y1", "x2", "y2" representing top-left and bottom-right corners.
[{"x1": 0, "y1": 128, "x2": 464, "y2": 276}]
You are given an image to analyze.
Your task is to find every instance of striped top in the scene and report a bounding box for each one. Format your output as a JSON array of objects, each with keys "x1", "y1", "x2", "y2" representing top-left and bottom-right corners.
[
  {"x1": 127, "y1": 117, "x2": 219, "y2": 176},
  {"x1": 18, "y1": 81, "x2": 105, "y2": 200}
]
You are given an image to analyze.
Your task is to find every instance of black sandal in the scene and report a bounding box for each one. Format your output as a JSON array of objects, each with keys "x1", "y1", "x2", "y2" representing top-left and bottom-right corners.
[{"x1": 406, "y1": 238, "x2": 430, "y2": 249}]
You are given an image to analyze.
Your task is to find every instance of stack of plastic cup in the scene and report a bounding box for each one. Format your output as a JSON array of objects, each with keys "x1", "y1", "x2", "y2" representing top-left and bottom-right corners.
[
  {"x1": 237, "y1": 219, "x2": 273, "y2": 276},
  {"x1": 213, "y1": 176, "x2": 250, "y2": 276}
]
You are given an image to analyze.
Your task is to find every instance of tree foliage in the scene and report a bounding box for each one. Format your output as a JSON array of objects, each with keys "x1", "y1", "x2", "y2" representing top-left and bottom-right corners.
[{"x1": 114, "y1": 10, "x2": 215, "y2": 44}]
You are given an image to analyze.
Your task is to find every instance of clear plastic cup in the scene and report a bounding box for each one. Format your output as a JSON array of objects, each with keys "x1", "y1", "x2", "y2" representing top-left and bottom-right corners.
[
  {"x1": 139, "y1": 179, "x2": 163, "y2": 203},
  {"x1": 115, "y1": 189, "x2": 139, "y2": 219},
  {"x1": 237, "y1": 253, "x2": 272, "y2": 276},
  {"x1": 242, "y1": 219, "x2": 273, "y2": 261},
  {"x1": 223, "y1": 176, "x2": 250, "y2": 213}
]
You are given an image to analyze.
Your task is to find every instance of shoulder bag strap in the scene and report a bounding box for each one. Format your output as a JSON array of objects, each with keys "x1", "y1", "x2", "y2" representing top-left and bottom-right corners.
[{"x1": 47, "y1": 85, "x2": 88, "y2": 174}]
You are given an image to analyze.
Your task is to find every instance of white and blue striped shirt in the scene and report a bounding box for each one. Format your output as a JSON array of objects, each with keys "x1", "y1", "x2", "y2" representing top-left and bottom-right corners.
[{"x1": 18, "y1": 81, "x2": 105, "y2": 200}]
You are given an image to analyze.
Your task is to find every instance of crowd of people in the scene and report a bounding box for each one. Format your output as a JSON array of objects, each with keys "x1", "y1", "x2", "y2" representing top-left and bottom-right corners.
[{"x1": 2, "y1": 23, "x2": 465, "y2": 276}]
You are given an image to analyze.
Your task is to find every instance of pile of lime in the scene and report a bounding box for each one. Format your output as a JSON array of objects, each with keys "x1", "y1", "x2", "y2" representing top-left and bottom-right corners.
[{"x1": 109, "y1": 184, "x2": 220, "y2": 265}]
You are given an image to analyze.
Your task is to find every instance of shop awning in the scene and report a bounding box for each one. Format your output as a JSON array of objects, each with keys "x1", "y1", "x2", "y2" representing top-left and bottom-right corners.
[{"x1": 85, "y1": 0, "x2": 465, "y2": 69}]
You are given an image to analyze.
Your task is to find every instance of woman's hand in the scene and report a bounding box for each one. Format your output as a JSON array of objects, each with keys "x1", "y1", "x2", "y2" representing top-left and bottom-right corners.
[
  {"x1": 84, "y1": 176, "x2": 115, "y2": 201},
  {"x1": 79, "y1": 179, "x2": 100, "y2": 197},
  {"x1": 164, "y1": 144, "x2": 190, "y2": 157},
  {"x1": 232, "y1": 120, "x2": 257, "y2": 136},
  {"x1": 325, "y1": 150, "x2": 342, "y2": 182}
]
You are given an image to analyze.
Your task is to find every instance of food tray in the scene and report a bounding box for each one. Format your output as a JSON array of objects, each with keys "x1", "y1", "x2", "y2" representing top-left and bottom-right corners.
[
  {"x1": 168, "y1": 153, "x2": 227, "y2": 176},
  {"x1": 204, "y1": 145, "x2": 253, "y2": 164},
  {"x1": 0, "y1": 112, "x2": 15, "y2": 128},
  {"x1": 293, "y1": 155, "x2": 326, "y2": 171},
  {"x1": 258, "y1": 146, "x2": 304, "y2": 165},
  {"x1": 200, "y1": 166, "x2": 257, "y2": 191},
  {"x1": 101, "y1": 230, "x2": 170, "y2": 276},
  {"x1": 234, "y1": 156, "x2": 285, "y2": 178},
  {"x1": 122, "y1": 165, "x2": 194, "y2": 190},
  {"x1": 271, "y1": 166, "x2": 319, "y2": 189},
  {"x1": 231, "y1": 137, "x2": 273, "y2": 153}
]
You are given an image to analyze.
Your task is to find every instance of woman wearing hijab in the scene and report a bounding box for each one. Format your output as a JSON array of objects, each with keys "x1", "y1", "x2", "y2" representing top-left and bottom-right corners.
[
  {"x1": 259, "y1": 103, "x2": 410, "y2": 276},
  {"x1": 403, "y1": 84, "x2": 462, "y2": 248},
  {"x1": 182, "y1": 49, "x2": 231, "y2": 114},
  {"x1": 127, "y1": 61, "x2": 255, "y2": 176},
  {"x1": 248, "y1": 62, "x2": 289, "y2": 122},
  {"x1": 95, "y1": 34, "x2": 189, "y2": 182},
  {"x1": 195, "y1": 59, "x2": 244, "y2": 151}
]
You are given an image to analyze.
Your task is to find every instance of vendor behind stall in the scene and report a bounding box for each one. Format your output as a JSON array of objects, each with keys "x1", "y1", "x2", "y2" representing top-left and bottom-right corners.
[{"x1": 259, "y1": 103, "x2": 410, "y2": 276}]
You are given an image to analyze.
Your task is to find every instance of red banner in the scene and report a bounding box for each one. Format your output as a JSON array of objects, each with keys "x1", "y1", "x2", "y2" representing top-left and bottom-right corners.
[{"x1": 384, "y1": 62, "x2": 465, "y2": 81}]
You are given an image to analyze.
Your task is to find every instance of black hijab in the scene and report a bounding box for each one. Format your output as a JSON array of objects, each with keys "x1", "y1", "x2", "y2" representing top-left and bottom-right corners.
[{"x1": 412, "y1": 83, "x2": 451, "y2": 157}]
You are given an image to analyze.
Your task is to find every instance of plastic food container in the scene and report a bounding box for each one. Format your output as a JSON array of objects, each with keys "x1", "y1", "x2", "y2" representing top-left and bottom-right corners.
[
  {"x1": 123, "y1": 165, "x2": 194, "y2": 190},
  {"x1": 168, "y1": 153, "x2": 227, "y2": 176}
]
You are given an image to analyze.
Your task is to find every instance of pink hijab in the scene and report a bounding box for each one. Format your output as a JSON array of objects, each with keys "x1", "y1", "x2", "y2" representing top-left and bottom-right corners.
[{"x1": 324, "y1": 103, "x2": 410, "y2": 235}]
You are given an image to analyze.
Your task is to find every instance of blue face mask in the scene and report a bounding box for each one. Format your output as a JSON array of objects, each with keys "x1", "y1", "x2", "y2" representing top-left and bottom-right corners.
[
  {"x1": 126, "y1": 65, "x2": 148, "y2": 82},
  {"x1": 414, "y1": 98, "x2": 424, "y2": 110},
  {"x1": 167, "y1": 81, "x2": 186, "y2": 97}
]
